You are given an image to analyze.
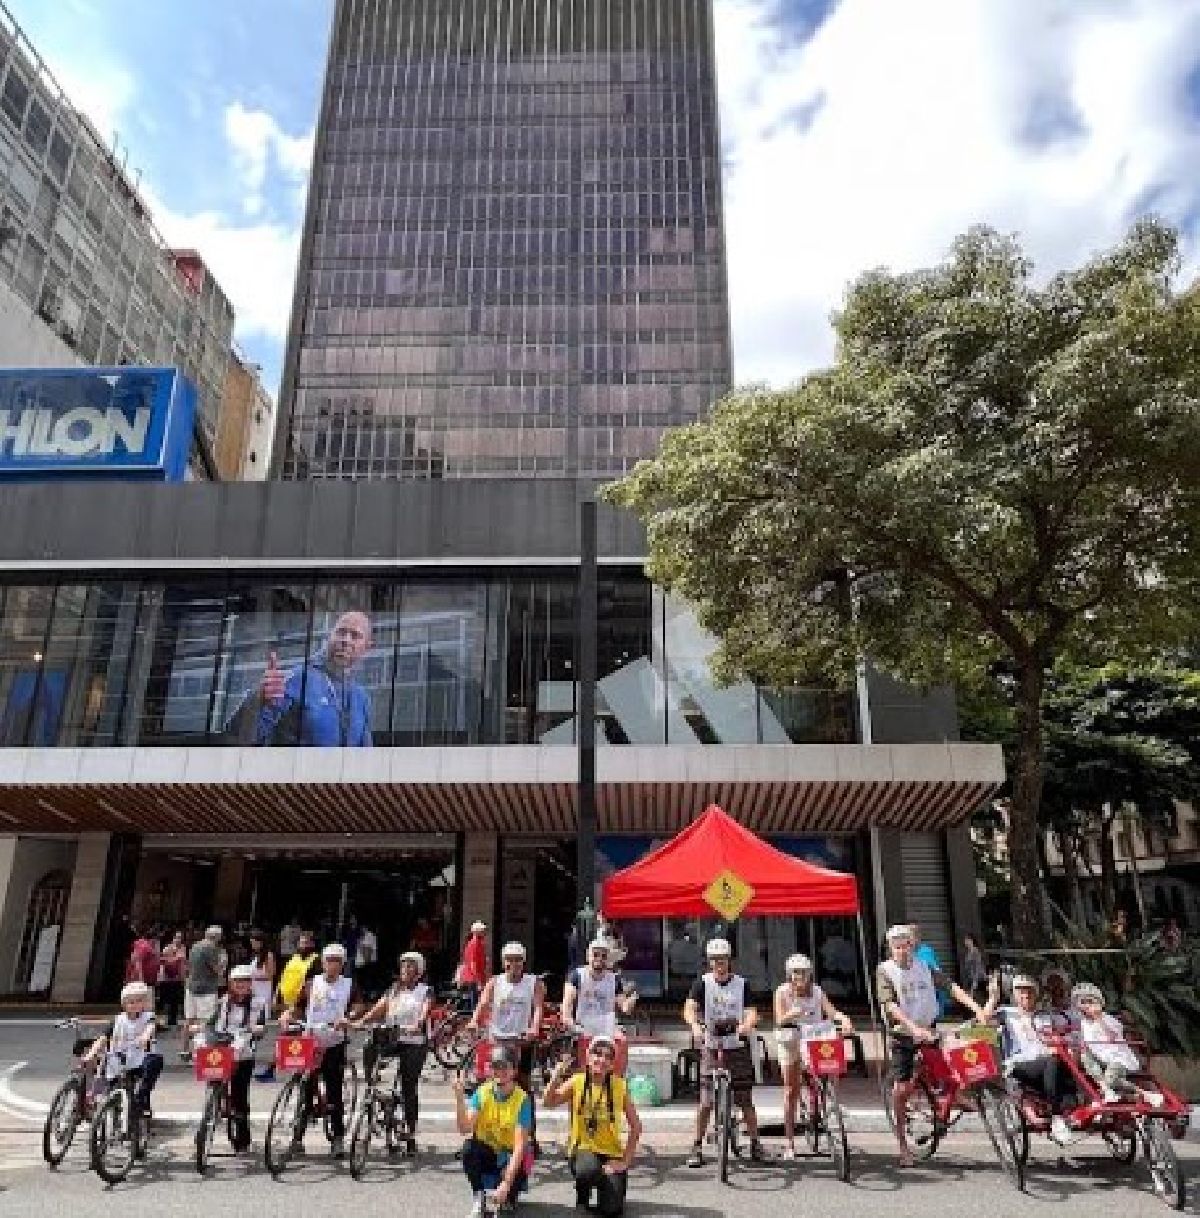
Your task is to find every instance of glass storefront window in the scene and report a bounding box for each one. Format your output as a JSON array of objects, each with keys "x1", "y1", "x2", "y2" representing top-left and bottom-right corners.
[{"x1": 0, "y1": 584, "x2": 54, "y2": 745}]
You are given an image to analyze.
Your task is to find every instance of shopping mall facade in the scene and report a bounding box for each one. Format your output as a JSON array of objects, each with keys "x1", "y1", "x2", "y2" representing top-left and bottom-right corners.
[{"x1": 0, "y1": 476, "x2": 1002, "y2": 1006}]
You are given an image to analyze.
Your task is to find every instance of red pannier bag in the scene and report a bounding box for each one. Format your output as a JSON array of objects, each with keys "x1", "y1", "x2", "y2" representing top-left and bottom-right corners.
[
  {"x1": 805, "y1": 1035, "x2": 848, "y2": 1077},
  {"x1": 945, "y1": 1038, "x2": 999, "y2": 1086},
  {"x1": 275, "y1": 1034, "x2": 319, "y2": 1073},
  {"x1": 193, "y1": 1044, "x2": 236, "y2": 1083}
]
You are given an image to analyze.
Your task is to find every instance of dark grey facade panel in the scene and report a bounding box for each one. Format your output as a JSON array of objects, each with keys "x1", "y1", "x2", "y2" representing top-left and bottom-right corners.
[
  {"x1": 0, "y1": 479, "x2": 644, "y2": 566},
  {"x1": 865, "y1": 667, "x2": 961, "y2": 743}
]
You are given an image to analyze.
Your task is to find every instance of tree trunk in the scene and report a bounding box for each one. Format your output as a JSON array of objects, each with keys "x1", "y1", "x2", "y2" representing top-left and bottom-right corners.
[
  {"x1": 1098, "y1": 809, "x2": 1117, "y2": 916},
  {"x1": 1008, "y1": 662, "x2": 1050, "y2": 946},
  {"x1": 1059, "y1": 829, "x2": 1083, "y2": 926}
]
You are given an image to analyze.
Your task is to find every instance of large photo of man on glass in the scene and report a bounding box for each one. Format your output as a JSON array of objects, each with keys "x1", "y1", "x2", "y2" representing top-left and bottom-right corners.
[{"x1": 228, "y1": 609, "x2": 374, "y2": 747}]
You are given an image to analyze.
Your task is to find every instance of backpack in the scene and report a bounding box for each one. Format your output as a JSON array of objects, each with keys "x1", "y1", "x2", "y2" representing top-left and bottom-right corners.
[{"x1": 279, "y1": 953, "x2": 316, "y2": 1007}]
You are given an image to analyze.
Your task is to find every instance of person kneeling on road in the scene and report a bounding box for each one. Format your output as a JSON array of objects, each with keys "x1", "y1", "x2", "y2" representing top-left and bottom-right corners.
[
  {"x1": 544, "y1": 1033, "x2": 642, "y2": 1215},
  {"x1": 683, "y1": 937, "x2": 765, "y2": 1168},
  {"x1": 454, "y1": 1044, "x2": 532, "y2": 1216}
]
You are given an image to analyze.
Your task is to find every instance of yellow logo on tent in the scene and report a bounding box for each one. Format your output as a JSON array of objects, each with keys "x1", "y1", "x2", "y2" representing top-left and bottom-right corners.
[{"x1": 703, "y1": 869, "x2": 755, "y2": 920}]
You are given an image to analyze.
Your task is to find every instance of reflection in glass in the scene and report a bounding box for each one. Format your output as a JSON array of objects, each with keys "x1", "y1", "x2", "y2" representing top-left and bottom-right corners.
[{"x1": 0, "y1": 585, "x2": 54, "y2": 745}]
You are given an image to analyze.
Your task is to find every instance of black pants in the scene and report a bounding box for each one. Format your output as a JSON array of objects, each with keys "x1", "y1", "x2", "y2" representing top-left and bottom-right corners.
[
  {"x1": 462, "y1": 1137, "x2": 526, "y2": 1196},
  {"x1": 394, "y1": 1043, "x2": 426, "y2": 1133},
  {"x1": 133, "y1": 1054, "x2": 163, "y2": 1108},
  {"x1": 304, "y1": 1042, "x2": 347, "y2": 1139},
  {"x1": 1009, "y1": 1056, "x2": 1073, "y2": 1112},
  {"x1": 228, "y1": 1061, "x2": 254, "y2": 1150},
  {"x1": 571, "y1": 1151, "x2": 627, "y2": 1216},
  {"x1": 158, "y1": 980, "x2": 183, "y2": 1027}
]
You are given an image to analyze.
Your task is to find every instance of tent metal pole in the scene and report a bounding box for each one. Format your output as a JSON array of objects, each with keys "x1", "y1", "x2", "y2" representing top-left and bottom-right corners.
[{"x1": 855, "y1": 909, "x2": 888, "y2": 1104}]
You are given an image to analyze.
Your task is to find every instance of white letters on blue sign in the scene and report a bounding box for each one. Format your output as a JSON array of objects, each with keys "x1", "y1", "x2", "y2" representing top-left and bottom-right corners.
[{"x1": 0, "y1": 407, "x2": 152, "y2": 459}]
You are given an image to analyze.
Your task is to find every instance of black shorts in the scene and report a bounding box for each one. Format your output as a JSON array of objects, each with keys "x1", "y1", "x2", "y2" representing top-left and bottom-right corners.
[
  {"x1": 700, "y1": 1043, "x2": 755, "y2": 1103},
  {"x1": 889, "y1": 1036, "x2": 919, "y2": 1083}
]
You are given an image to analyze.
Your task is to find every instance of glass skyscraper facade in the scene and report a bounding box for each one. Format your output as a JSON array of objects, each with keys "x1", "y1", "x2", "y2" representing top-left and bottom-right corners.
[{"x1": 275, "y1": 0, "x2": 732, "y2": 480}]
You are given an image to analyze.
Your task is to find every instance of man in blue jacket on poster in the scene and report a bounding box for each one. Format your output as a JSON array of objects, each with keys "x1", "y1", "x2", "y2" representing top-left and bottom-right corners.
[{"x1": 233, "y1": 610, "x2": 374, "y2": 747}]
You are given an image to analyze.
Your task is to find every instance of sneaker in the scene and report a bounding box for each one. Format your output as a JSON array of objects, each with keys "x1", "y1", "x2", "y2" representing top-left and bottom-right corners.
[
  {"x1": 686, "y1": 1143, "x2": 704, "y2": 1169},
  {"x1": 289, "y1": 1136, "x2": 306, "y2": 1156},
  {"x1": 405, "y1": 1136, "x2": 418, "y2": 1157},
  {"x1": 749, "y1": 1140, "x2": 767, "y2": 1162},
  {"x1": 1141, "y1": 1090, "x2": 1165, "y2": 1108},
  {"x1": 781, "y1": 1144, "x2": 797, "y2": 1162},
  {"x1": 330, "y1": 1136, "x2": 346, "y2": 1159},
  {"x1": 1101, "y1": 1087, "x2": 1120, "y2": 1105},
  {"x1": 254, "y1": 1066, "x2": 276, "y2": 1083},
  {"x1": 468, "y1": 1191, "x2": 486, "y2": 1218},
  {"x1": 1049, "y1": 1116, "x2": 1071, "y2": 1146}
]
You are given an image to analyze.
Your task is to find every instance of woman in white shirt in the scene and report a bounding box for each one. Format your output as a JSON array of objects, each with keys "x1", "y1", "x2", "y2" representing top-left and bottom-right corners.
[{"x1": 357, "y1": 951, "x2": 434, "y2": 1154}]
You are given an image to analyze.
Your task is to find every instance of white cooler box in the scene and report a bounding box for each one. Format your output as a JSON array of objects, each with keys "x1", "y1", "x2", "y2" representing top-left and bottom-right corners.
[{"x1": 626, "y1": 1045, "x2": 673, "y2": 1105}]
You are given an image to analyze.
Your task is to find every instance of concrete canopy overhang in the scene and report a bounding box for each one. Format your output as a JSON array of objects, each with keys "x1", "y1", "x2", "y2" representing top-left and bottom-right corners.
[{"x1": 0, "y1": 743, "x2": 1002, "y2": 837}]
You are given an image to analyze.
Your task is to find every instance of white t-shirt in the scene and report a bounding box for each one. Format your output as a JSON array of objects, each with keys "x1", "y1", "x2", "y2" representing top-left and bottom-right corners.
[
  {"x1": 491, "y1": 972, "x2": 536, "y2": 1041},
  {"x1": 1081, "y1": 1012, "x2": 1139, "y2": 1071},
  {"x1": 775, "y1": 983, "x2": 825, "y2": 1045},
  {"x1": 571, "y1": 967, "x2": 621, "y2": 1037},
  {"x1": 879, "y1": 958, "x2": 940, "y2": 1028},
  {"x1": 213, "y1": 995, "x2": 268, "y2": 1061},
  {"x1": 385, "y1": 982, "x2": 429, "y2": 1045},
  {"x1": 701, "y1": 973, "x2": 746, "y2": 1050},
  {"x1": 306, "y1": 975, "x2": 353, "y2": 1047},
  {"x1": 356, "y1": 930, "x2": 378, "y2": 969},
  {"x1": 107, "y1": 1011, "x2": 157, "y2": 1078},
  {"x1": 995, "y1": 1005, "x2": 1051, "y2": 1066}
]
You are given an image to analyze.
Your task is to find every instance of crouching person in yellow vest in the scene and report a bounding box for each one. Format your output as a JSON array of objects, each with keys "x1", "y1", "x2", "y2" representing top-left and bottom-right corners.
[
  {"x1": 544, "y1": 1033, "x2": 642, "y2": 1216},
  {"x1": 454, "y1": 1043, "x2": 533, "y2": 1215}
]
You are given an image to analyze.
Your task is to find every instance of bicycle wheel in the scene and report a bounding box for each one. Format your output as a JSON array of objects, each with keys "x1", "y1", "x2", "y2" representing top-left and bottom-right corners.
[
  {"x1": 715, "y1": 1075, "x2": 733, "y2": 1184},
  {"x1": 90, "y1": 1088, "x2": 135, "y2": 1185},
  {"x1": 194, "y1": 1083, "x2": 220, "y2": 1174},
  {"x1": 1142, "y1": 1117, "x2": 1186, "y2": 1210},
  {"x1": 325, "y1": 1059, "x2": 360, "y2": 1142},
  {"x1": 433, "y1": 1016, "x2": 472, "y2": 1069},
  {"x1": 42, "y1": 1077, "x2": 83, "y2": 1166},
  {"x1": 265, "y1": 1076, "x2": 304, "y2": 1177},
  {"x1": 905, "y1": 1078, "x2": 941, "y2": 1162},
  {"x1": 348, "y1": 1099, "x2": 373, "y2": 1179},
  {"x1": 978, "y1": 1085, "x2": 1025, "y2": 1191},
  {"x1": 821, "y1": 1079, "x2": 849, "y2": 1182},
  {"x1": 804, "y1": 1078, "x2": 823, "y2": 1154}
]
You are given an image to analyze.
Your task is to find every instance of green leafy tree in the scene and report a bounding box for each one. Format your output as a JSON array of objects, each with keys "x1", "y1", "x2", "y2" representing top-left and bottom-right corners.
[{"x1": 606, "y1": 220, "x2": 1200, "y2": 946}]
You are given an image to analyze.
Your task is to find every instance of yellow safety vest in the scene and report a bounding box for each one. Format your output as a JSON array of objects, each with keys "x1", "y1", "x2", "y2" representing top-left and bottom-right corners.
[
  {"x1": 567, "y1": 1073, "x2": 627, "y2": 1159},
  {"x1": 473, "y1": 1081, "x2": 529, "y2": 1154}
]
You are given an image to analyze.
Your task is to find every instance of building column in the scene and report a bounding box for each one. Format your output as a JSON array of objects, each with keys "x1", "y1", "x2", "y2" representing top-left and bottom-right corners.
[
  {"x1": 944, "y1": 823, "x2": 983, "y2": 946},
  {"x1": 212, "y1": 856, "x2": 245, "y2": 924},
  {"x1": 869, "y1": 826, "x2": 907, "y2": 951},
  {"x1": 51, "y1": 833, "x2": 111, "y2": 1003},
  {"x1": 462, "y1": 832, "x2": 498, "y2": 971}
]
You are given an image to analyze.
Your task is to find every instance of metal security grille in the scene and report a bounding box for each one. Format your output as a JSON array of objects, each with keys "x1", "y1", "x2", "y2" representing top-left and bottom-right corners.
[
  {"x1": 899, "y1": 832, "x2": 958, "y2": 977},
  {"x1": 13, "y1": 868, "x2": 69, "y2": 992},
  {"x1": 277, "y1": 0, "x2": 732, "y2": 481}
]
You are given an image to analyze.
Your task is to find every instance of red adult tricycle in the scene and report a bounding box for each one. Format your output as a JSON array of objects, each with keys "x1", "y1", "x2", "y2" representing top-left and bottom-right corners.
[{"x1": 1006, "y1": 1027, "x2": 1189, "y2": 1209}]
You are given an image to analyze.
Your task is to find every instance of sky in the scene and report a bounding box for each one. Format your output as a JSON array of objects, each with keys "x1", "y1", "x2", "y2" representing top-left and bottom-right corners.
[{"x1": 12, "y1": 0, "x2": 1200, "y2": 399}]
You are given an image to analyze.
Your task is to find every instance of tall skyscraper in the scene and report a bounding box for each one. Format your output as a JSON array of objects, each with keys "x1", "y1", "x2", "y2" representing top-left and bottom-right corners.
[{"x1": 274, "y1": 0, "x2": 732, "y2": 481}]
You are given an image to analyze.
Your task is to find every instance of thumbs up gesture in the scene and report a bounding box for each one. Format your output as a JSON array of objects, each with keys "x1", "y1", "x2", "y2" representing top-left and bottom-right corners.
[{"x1": 260, "y1": 651, "x2": 286, "y2": 705}]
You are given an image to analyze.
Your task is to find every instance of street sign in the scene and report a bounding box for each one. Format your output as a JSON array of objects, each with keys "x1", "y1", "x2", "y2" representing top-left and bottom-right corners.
[{"x1": 703, "y1": 868, "x2": 755, "y2": 920}]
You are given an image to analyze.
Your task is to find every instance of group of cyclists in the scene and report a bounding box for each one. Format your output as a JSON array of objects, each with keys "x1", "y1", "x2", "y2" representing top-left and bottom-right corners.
[{"x1": 68, "y1": 918, "x2": 1170, "y2": 1208}]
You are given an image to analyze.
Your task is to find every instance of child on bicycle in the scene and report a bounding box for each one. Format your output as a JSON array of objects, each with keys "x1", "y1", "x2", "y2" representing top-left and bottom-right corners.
[
  {"x1": 876, "y1": 924, "x2": 990, "y2": 1167},
  {"x1": 193, "y1": 963, "x2": 267, "y2": 1152},
  {"x1": 682, "y1": 937, "x2": 765, "y2": 1169},
  {"x1": 84, "y1": 981, "x2": 163, "y2": 1118},
  {"x1": 1072, "y1": 982, "x2": 1164, "y2": 1107},
  {"x1": 773, "y1": 953, "x2": 853, "y2": 1161}
]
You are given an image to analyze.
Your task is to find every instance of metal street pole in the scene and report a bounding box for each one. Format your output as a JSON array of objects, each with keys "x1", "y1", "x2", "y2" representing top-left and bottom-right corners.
[{"x1": 577, "y1": 497, "x2": 597, "y2": 918}]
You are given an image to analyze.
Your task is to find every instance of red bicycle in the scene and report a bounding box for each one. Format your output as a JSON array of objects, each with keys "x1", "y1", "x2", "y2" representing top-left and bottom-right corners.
[
  {"x1": 1006, "y1": 1027, "x2": 1188, "y2": 1208},
  {"x1": 42, "y1": 1018, "x2": 107, "y2": 1167}
]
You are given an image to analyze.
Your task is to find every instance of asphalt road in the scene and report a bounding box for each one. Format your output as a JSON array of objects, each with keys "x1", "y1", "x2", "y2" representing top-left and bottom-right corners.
[{"x1": 1, "y1": 1020, "x2": 1197, "y2": 1218}]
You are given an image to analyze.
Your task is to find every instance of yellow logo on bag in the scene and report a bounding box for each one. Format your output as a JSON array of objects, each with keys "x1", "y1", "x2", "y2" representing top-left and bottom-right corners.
[
  {"x1": 703, "y1": 870, "x2": 755, "y2": 920},
  {"x1": 207, "y1": 1049, "x2": 223, "y2": 1066},
  {"x1": 818, "y1": 1042, "x2": 835, "y2": 1059},
  {"x1": 288, "y1": 1039, "x2": 303, "y2": 1054},
  {"x1": 962, "y1": 1047, "x2": 978, "y2": 1065}
]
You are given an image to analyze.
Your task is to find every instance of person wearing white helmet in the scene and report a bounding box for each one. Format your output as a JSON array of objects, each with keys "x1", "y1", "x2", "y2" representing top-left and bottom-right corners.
[
  {"x1": 877, "y1": 924, "x2": 989, "y2": 1167},
  {"x1": 1073, "y1": 982, "x2": 1163, "y2": 1107},
  {"x1": 562, "y1": 938, "x2": 639, "y2": 1073},
  {"x1": 82, "y1": 980, "x2": 163, "y2": 1119},
  {"x1": 991, "y1": 974, "x2": 1075, "y2": 1145},
  {"x1": 192, "y1": 963, "x2": 267, "y2": 1152},
  {"x1": 681, "y1": 937, "x2": 764, "y2": 1168},
  {"x1": 469, "y1": 941, "x2": 546, "y2": 1090},
  {"x1": 356, "y1": 950, "x2": 433, "y2": 1154},
  {"x1": 282, "y1": 942, "x2": 363, "y2": 1159},
  {"x1": 773, "y1": 953, "x2": 853, "y2": 1160}
]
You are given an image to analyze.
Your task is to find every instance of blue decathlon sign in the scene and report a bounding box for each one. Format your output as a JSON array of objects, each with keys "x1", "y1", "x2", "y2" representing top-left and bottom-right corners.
[{"x1": 0, "y1": 366, "x2": 197, "y2": 481}]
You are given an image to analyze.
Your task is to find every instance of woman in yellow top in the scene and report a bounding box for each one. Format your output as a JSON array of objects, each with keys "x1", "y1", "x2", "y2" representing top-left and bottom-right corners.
[
  {"x1": 544, "y1": 1033, "x2": 642, "y2": 1216},
  {"x1": 453, "y1": 1044, "x2": 532, "y2": 1216}
]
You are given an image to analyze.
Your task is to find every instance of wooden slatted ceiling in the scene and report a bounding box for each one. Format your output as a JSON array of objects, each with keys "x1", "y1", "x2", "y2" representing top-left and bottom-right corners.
[{"x1": 0, "y1": 779, "x2": 999, "y2": 836}]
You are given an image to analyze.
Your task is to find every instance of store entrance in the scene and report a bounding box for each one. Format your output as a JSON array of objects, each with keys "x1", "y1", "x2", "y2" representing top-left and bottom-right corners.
[{"x1": 132, "y1": 840, "x2": 458, "y2": 997}]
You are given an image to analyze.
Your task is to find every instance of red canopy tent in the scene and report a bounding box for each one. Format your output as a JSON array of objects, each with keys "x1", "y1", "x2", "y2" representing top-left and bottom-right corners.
[{"x1": 601, "y1": 805, "x2": 860, "y2": 918}]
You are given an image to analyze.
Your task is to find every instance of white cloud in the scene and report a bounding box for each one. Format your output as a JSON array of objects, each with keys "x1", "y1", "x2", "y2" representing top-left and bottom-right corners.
[
  {"x1": 42, "y1": 57, "x2": 134, "y2": 149},
  {"x1": 223, "y1": 101, "x2": 314, "y2": 217},
  {"x1": 716, "y1": 0, "x2": 1200, "y2": 385}
]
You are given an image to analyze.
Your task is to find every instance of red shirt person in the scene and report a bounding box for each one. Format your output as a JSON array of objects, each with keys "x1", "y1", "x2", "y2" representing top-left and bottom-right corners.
[{"x1": 459, "y1": 921, "x2": 489, "y2": 999}]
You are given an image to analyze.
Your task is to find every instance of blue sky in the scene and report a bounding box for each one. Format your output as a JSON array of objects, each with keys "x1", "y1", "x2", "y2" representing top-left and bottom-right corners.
[{"x1": 12, "y1": 0, "x2": 1200, "y2": 398}]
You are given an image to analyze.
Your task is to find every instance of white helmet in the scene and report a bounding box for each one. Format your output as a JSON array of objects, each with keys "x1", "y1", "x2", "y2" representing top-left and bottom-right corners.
[
  {"x1": 588, "y1": 938, "x2": 611, "y2": 955},
  {"x1": 228, "y1": 964, "x2": 254, "y2": 982},
  {"x1": 399, "y1": 950, "x2": 425, "y2": 975},
  {"x1": 501, "y1": 941, "x2": 527, "y2": 961},
  {"x1": 322, "y1": 943, "x2": 347, "y2": 961},
  {"x1": 120, "y1": 981, "x2": 151, "y2": 1003},
  {"x1": 785, "y1": 953, "x2": 813, "y2": 974},
  {"x1": 705, "y1": 938, "x2": 732, "y2": 959}
]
